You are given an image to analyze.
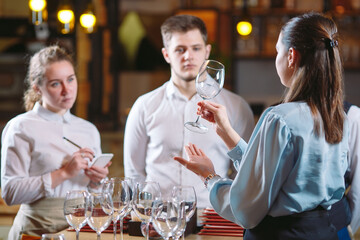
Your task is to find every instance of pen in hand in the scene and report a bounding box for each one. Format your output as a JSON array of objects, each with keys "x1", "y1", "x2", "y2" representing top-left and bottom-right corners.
[
  {"x1": 63, "y1": 136, "x2": 82, "y2": 149},
  {"x1": 63, "y1": 137, "x2": 95, "y2": 158}
]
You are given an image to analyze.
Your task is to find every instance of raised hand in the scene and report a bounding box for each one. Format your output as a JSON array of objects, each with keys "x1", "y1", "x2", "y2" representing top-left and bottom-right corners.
[
  {"x1": 197, "y1": 101, "x2": 241, "y2": 150},
  {"x1": 174, "y1": 143, "x2": 215, "y2": 180}
]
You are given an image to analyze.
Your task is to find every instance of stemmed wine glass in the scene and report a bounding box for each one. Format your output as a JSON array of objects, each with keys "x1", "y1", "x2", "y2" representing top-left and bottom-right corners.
[
  {"x1": 152, "y1": 197, "x2": 186, "y2": 240},
  {"x1": 171, "y1": 186, "x2": 197, "y2": 240},
  {"x1": 86, "y1": 192, "x2": 114, "y2": 240},
  {"x1": 172, "y1": 200, "x2": 187, "y2": 240},
  {"x1": 41, "y1": 233, "x2": 66, "y2": 240},
  {"x1": 123, "y1": 177, "x2": 137, "y2": 217},
  {"x1": 185, "y1": 59, "x2": 225, "y2": 133},
  {"x1": 102, "y1": 177, "x2": 130, "y2": 240},
  {"x1": 133, "y1": 181, "x2": 162, "y2": 240},
  {"x1": 64, "y1": 190, "x2": 89, "y2": 240}
]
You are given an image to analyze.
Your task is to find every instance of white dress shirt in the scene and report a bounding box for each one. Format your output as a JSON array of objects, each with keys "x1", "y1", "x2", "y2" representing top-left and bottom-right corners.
[
  {"x1": 347, "y1": 105, "x2": 360, "y2": 233},
  {"x1": 124, "y1": 80, "x2": 254, "y2": 208},
  {"x1": 1, "y1": 102, "x2": 102, "y2": 206}
]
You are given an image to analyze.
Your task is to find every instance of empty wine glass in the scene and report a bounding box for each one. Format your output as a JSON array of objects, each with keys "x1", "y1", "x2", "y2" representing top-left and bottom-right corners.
[
  {"x1": 133, "y1": 181, "x2": 162, "y2": 240},
  {"x1": 185, "y1": 59, "x2": 225, "y2": 133},
  {"x1": 172, "y1": 200, "x2": 187, "y2": 240},
  {"x1": 64, "y1": 190, "x2": 89, "y2": 240},
  {"x1": 140, "y1": 221, "x2": 161, "y2": 239},
  {"x1": 41, "y1": 233, "x2": 65, "y2": 240},
  {"x1": 86, "y1": 192, "x2": 114, "y2": 240},
  {"x1": 172, "y1": 186, "x2": 197, "y2": 222},
  {"x1": 102, "y1": 177, "x2": 130, "y2": 240},
  {"x1": 123, "y1": 177, "x2": 137, "y2": 216},
  {"x1": 152, "y1": 197, "x2": 186, "y2": 240},
  {"x1": 171, "y1": 186, "x2": 197, "y2": 240}
]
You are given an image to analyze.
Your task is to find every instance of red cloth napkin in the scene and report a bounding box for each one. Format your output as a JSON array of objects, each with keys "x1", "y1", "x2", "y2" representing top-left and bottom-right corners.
[
  {"x1": 20, "y1": 234, "x2": 41, "y2": 240},
  {"x1": 198, "y1": 208, "x2": 244, "y2": 237}
]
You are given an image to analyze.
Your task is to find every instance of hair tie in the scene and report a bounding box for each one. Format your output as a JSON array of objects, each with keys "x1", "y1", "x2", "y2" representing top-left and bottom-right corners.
[
  {"x1": 330, "y1": 39, "x2": 338, "y2": 48},
  {"x1": 324, "y1": 38, "x2": 338, "y2": 49}
]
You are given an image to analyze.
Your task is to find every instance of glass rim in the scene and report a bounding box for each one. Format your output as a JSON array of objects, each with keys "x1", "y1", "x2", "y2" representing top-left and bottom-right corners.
[
  {"x1": 41, "y1": 233, "x2": 65, "y2": 237},
  {"x1": 203, "y1": 59, "x2": 225, "y2": 70}
]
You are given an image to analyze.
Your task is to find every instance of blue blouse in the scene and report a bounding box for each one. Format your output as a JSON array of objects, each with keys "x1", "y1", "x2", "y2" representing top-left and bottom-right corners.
[{"x1": 207, "y1": 102, "x2": 349, "y2": 229}]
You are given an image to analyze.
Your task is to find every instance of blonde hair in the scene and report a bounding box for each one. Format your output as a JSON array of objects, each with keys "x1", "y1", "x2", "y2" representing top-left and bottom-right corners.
[{"x1": 23, "y1": 45, "x2": 74, "y2": 111}]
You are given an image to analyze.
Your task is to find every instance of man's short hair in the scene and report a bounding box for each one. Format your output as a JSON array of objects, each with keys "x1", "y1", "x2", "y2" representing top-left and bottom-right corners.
[{"x1": 161, "y1": 14, "x2": 208, "y2": 48}]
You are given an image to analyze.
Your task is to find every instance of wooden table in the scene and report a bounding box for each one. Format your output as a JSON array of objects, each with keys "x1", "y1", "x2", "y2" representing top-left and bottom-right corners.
[{"x1": 59, "y1": 230, "x2": 242, "y2": 240}]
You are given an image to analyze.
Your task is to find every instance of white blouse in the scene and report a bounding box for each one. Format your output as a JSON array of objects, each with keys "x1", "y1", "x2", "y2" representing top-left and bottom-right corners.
[{"x1": 1, "y1": 102, "x2": 101, "y2": 205}]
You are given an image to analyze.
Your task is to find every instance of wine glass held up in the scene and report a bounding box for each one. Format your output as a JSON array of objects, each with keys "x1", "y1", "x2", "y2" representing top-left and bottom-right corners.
[
  {"x1": 86, "y1": 192, "x2": 114, "y2": 240},
  {"x1": 64, "y1": 190, "x2": 89, "y2": 240},
  {"x1": 185, "y1": 59, "x2": 225, "y2": 134}
]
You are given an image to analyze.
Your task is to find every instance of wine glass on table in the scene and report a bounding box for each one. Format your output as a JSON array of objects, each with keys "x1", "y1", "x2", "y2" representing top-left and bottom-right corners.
[
  {"x1": 64, "y1": 190, "x2": 89, "y2": 240},
  {"x1": 41, "y1": 233, "x2": 66, "y2": 240},
  {"x1": 152, "y1": 197, "x2": 186, "y2": 240},
  {"x1": 133, "y1": 181, "x2": 162, "y2": 240},
  {"x1": 102, "y1": 177, "x2": 130, "y2": 240},
  {"x1": 86, "y1": 192, "x2": 114, "y2": 240},
  {"x1": 123, "y1": 177, "x2": 137, "y2": 216},
  {"x1": 171, "y1": 186, "x2": 197, "y2": 240},
  {"x1": 184, "y1": 59, "x2": 225, "y2": 134},
  {"x1": 172, "y1": 202, "x2": 187, "y2": 240}
]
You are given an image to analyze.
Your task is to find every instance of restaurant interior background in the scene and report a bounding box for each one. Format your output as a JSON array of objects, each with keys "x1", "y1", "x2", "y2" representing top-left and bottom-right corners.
[{"x1": 0, "y1": 0, "x2": 360, "y2": 238}]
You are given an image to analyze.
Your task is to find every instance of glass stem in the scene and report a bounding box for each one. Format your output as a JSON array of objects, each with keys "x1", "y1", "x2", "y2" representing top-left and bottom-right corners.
[
  {"x1": 194, "y1": 116, "x2": 200, "y2": 123},
  {"x1": 182, "y1": 234, "x2": 185, "y2": 240},
  {"x1": 97, "y1": 231, "x2": 101, "y2": 240},
  {"x1": 120, "y1": 218, "x2": 124, "y2": 240},
  {"x1": 113, "y1": 219, "x2": 117, "y2": 240},
  {"x1": 146, "y1": 221, "x2": 150, "y2": 240},
  {"x1": 76, "y1": 229, "x2": 80, "y2": 240}
]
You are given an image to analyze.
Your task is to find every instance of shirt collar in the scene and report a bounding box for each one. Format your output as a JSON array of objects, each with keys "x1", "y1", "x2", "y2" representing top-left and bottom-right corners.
[
  {"x1": 33, "y1": 102, "x2": 72, "y2": 123},
  {"x1": 166, "y1": 78, "x2": 200, "y2": 102},
  {"x1": 165, "y1": 79, "x2": 179, "y2": 98}
]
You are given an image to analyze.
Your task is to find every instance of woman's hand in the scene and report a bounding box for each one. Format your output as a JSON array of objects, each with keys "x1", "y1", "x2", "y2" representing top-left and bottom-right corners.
[
  {"x1": 198, "y1": 101, "x2": 231, "y2": 135},
  {"x1": 65, "y1": 148, "x2": 95, "y2": 177},
  {"x1": 51, "y1": 148, "x2": 95, "y2": 188},
  {"x1": 85, "y1": 161, "x2": 112, "y2": 184},
  {"x1": 174, "y1": 143, "x2": 215, "y2": 181},
  {"x1": 198, "y1": 101, "x2": 241, "y2": 149}
]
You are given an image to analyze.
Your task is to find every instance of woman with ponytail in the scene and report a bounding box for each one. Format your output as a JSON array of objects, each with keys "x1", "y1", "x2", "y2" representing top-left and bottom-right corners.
[
  {"x1": 1, "y1": 45, "x2": 111, "y2": 239},
  {"x1": 175, "y1": 12, "x2": 348, "y2": 240}
]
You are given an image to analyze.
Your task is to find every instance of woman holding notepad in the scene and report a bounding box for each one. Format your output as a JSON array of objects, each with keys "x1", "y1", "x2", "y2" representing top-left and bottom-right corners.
[{"x1": 1, "y1": 45, "x2": 111, "y2": 239}]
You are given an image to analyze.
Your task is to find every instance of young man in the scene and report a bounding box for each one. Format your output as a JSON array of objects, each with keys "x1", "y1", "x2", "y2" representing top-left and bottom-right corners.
[
  {"x1": 124, "y1": 15, "x2": 254, "y2": 211},
  {"x1": 347, "y1": 103, "x2": 360, "y2": 235},
  {"x1": 331, "y1": 102, "x2": 360, "y2": 239}
]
